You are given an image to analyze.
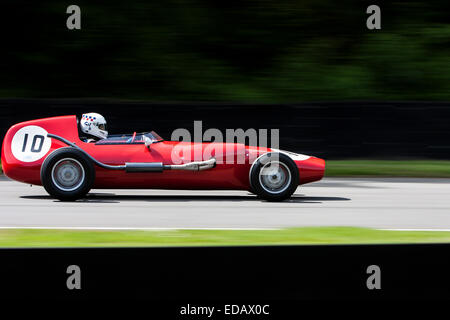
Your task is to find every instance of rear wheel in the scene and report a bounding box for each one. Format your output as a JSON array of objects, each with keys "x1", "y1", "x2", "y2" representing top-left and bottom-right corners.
[
  {"x1": 249, "y1": 153, "x2": 299, "y2": 201},
  {"x1": 40, "y1": 147, "x2": 95, "y2": 201}
]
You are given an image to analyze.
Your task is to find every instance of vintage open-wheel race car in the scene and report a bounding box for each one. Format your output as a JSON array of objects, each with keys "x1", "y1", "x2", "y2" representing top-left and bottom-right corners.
[{"x1": 1, "y1": 115, "x2": 325, "y2": 201}]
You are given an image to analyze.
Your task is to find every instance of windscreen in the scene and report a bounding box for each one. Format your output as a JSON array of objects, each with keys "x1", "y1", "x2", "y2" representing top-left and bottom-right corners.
[{"x1": 95, "y1": 131, "x2": 163, "y2": 145}]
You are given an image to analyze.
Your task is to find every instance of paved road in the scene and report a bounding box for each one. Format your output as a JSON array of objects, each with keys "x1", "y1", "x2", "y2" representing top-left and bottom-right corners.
[{"x1": 0, "y1": 177, "x2": 449, "y2": 230}]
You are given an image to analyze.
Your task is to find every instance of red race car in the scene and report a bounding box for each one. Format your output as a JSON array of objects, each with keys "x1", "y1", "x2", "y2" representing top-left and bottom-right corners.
[{"x1": 1, "y1": 115, "x2": 325, "y2": 201}]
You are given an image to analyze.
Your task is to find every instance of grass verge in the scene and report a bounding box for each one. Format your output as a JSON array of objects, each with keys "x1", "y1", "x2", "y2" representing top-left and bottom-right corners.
[
  {"x1": 1, "y1": 227, "x2": 450, "y2": 247},
  {"x1": 325, "y1": 160, "x2": 450, "y2": 177}
]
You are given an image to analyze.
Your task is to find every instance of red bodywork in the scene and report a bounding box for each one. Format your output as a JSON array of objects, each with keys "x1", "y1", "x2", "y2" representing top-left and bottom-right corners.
[{"x1": 2, "y1": 116, "x2": 325, "y2": 190}]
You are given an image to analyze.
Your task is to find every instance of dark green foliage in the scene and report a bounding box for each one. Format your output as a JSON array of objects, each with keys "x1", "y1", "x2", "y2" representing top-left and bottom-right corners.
[{"x1": 1, "y1": 0, "x2": 449, "y2": 101}]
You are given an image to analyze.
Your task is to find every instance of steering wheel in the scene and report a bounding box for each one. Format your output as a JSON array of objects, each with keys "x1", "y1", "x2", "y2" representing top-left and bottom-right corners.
[{"x1": 129, "y1": 131, "x2": 136, "y2": 144}]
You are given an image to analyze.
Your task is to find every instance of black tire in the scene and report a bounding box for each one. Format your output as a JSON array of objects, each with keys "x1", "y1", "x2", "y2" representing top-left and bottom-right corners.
[
  {"x1": 40, "y1": 147, "x2": 95, "y2": 201},
  {"x1": 249, "y1": 152, "x2": 299, "y2": 201}
]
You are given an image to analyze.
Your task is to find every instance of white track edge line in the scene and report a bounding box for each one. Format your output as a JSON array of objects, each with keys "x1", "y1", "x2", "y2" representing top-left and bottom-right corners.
[
  {"x1": 0, "y1": 226, "x2": 279, "y2": 231},
  {"x1": 378, "y1": 228, "x2": 450, "y2": 232},
  {"x1": 1, "y1": 227, "x2": 449, "y2": 232}
]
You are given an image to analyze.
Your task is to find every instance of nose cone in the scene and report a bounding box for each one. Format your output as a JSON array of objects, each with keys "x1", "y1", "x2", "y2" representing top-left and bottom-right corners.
[{"x1": 297, "y1": 157, "x2": 325, "y2": 184}]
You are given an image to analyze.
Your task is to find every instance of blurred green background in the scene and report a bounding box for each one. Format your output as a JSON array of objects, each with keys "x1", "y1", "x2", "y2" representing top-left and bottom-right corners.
[{"x1": 2, "y1": 0, "x2": 450, "y2": 101}]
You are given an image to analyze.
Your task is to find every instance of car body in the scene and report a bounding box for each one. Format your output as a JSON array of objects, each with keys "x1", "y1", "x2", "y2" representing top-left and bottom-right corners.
[{"x1": 2, "y1": 115, "x2": 325, "y2": 201}]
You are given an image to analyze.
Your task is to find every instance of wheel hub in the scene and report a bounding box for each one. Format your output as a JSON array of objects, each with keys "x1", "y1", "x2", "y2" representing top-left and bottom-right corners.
[
  {"x1": 51, "y1": 158, "x2": 85, "y2": 192},
  {"x1": 259, "y1": 161, "x2": 291, "y2": 194}
]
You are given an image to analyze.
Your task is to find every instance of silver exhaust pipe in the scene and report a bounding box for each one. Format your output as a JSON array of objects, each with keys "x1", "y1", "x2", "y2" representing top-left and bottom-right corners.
[{"x1": 165, "y1": 158, "x2": 216, "y2": 171}]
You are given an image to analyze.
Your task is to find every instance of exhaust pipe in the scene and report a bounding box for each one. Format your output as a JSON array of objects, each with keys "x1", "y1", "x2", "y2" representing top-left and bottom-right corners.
[
  {"x1": 125, "y1": 158, "x2": 216, "y2": 172},
  {"x1": 125, "y1": 162, "x2": 164, "y2": 172},
  {"x1": 165, "y1": 158, "x2": 216, "y2": 171}
]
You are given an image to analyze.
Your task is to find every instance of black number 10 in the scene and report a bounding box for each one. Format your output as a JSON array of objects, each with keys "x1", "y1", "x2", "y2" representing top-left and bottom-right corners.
[{"x1": 22, "y1": 134, "x2": 44, "y2": 153}]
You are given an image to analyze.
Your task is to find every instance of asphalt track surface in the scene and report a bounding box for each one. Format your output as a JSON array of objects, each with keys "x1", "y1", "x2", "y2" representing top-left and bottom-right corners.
[{"x1": 0, "y1": 176, "x2": 449, "y2": 230}]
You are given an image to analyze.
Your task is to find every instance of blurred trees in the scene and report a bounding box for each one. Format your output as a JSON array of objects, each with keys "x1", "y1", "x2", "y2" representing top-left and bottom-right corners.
[{"x1": 1, "y1": 0, "x2": 450, "y2": 101}]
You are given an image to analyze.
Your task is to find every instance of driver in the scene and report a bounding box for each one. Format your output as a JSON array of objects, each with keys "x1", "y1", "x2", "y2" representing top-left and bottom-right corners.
[{"x1": 80, "y1": 112, "x2": 108, "y2": 143}]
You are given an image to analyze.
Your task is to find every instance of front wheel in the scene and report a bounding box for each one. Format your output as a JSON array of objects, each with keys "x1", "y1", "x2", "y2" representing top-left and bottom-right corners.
[
  {"x1": 40, "y1": 147, "x2": 95, "y2": 201},
  {"x1": 249, "y1": 153, "x2": 299, "y2": 201}
]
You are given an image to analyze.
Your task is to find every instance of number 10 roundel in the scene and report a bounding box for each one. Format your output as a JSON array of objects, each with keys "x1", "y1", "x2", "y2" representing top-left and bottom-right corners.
[{"x1": 11, "y1": 125, "x2": 52, "y2": 162}]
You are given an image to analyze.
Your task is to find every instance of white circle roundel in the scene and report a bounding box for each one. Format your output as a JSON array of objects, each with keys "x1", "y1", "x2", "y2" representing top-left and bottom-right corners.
[{"x1": 11, "y1": 125, "x2": 52, "y2": 162}]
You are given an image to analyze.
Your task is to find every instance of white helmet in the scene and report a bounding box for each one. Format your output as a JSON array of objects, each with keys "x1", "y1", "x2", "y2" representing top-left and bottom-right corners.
[{"x1": 80, "y1": 112, "x2": 108, "y2": 140}]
